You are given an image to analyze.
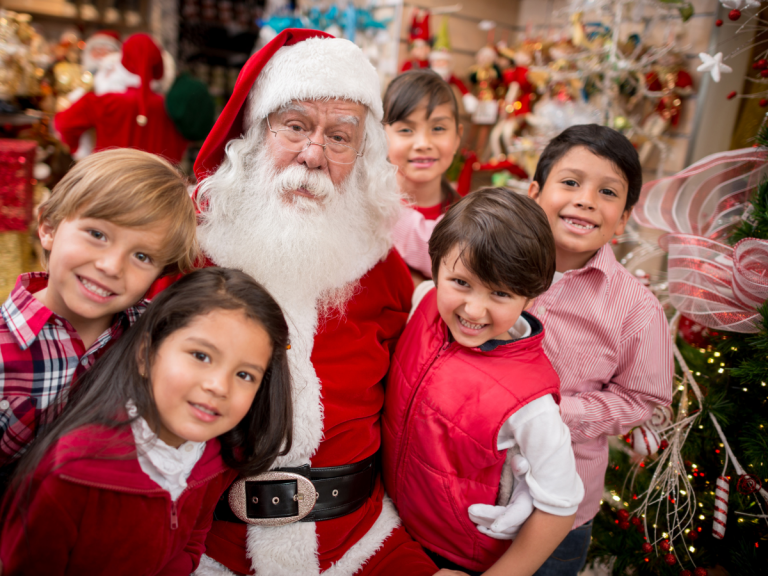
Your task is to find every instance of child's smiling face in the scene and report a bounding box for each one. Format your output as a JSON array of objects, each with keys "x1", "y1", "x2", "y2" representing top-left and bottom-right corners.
[
  {"x1": 528, "y1": 146, "x2": 632, "y2": 272},
  {"x1": 435, "y1": 245, "x2": 529, "y2": 348},
  {"x1": 384, "y1": 98, "x2": 461, "y2": 201}
]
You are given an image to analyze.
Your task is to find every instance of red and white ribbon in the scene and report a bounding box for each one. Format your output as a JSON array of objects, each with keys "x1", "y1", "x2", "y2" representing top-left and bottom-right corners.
[{"x1": 713, "y1": 475, "x2": 729, "y2": 539}]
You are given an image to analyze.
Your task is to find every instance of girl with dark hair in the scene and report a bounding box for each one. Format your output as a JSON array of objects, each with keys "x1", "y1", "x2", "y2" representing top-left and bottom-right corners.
[
  {"x1": 0, "y1": 267, "x2": 293, "y2": 576},
  {"x1": 384, "y1": 69, "x2": 463, "y2": 282}
]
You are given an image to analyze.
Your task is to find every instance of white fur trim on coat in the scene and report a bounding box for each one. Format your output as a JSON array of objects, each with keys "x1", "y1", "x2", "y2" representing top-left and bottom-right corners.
[{"x1": 246, "y1": 37, "x2": 383, "y2": 128}]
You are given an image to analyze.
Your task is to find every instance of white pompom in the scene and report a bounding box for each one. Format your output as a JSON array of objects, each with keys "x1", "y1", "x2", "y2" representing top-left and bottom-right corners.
[{"x1": 630, "y1": 425, "x2": 661, "y2": 456}]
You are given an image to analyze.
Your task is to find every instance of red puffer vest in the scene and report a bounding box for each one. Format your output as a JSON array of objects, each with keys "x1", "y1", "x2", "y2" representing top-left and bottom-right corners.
[{"x1": 382, "y1": 288, "x2": 560, "y2": 572}]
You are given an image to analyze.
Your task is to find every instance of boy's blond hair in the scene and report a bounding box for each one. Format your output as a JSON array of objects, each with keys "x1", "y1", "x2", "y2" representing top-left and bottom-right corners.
[{"x1": 39, "y1": 148, "x2": 198, "y2": 275}]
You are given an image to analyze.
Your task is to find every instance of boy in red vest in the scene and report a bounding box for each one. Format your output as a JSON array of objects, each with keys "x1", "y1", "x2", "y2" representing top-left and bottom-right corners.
[{"x1": 382, "y1": 188, "x2": 584, "y2": 576}]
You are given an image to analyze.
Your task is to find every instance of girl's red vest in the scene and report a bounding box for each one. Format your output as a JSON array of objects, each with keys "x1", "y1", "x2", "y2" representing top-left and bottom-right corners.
[{"x1": 382, "y1": 289, "x2": 560, "y2": 572}]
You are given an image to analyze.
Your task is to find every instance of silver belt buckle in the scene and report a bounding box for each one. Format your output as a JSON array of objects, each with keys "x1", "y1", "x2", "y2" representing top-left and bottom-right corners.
[{"x1": 228, "y1": 471, "x2": 318, "y2": 526}]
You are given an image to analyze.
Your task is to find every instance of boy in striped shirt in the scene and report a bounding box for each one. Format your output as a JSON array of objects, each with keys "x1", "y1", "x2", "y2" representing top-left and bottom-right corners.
[{"x1": 472, "y1": 124, "x2": 673, "y2": 575}]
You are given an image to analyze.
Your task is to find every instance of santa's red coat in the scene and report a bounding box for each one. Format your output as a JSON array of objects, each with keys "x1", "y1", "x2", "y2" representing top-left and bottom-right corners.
[
  {"x1": 54, "y1": 89, "x2": 189, "y2": 163},
  {"x1": 200, "y1": 250, "x2": 420, "y2": 573}
]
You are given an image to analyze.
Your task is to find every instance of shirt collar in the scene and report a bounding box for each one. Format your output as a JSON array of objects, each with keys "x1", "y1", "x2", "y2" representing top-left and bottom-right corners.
[
  {"x1": 1, "y1": 272, "x2": 55, "y2": 350},
  {"x1": 0, "y1": 272, "x2": 147, "y2": 351},
  {"x1": 561, "y1": 244, "x2": 617, "y2": 283}
]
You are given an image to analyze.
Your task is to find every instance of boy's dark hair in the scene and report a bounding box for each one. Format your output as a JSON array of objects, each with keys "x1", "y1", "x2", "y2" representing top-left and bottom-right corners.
[
  {"x1": 533, "y1": 124, "x2": 642, "y2": 211},
  {"x1": 429, "y1": 188, "x2": 555, "y2": 299},
  {"x1": 12, "y1": 268, "x2": 293, "y2": 495}
]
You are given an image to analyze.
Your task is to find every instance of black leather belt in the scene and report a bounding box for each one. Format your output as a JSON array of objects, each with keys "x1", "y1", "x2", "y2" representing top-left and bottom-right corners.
[{"x1": 214, "y1": 454, "x2": 376, "y2": 526}]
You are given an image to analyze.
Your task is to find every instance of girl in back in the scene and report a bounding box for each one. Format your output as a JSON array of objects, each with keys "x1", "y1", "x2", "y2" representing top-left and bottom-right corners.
[
  {"x1": 384, "y1": 69, "x2": 463, "y2": 281},
  {"x1": 0, "y1": 267, "x2": 293, "y2": 576}
]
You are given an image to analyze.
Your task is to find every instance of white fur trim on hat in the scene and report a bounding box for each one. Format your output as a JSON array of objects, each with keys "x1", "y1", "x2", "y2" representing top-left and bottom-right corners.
[{"x1": 246, "y1": 36, "x2": 383, "y2": 127}]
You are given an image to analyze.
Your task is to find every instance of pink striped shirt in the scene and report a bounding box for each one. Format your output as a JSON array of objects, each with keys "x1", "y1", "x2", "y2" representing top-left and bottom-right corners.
[{"x1": 530, "y1": 244, "x2": 673, "y2": 527}]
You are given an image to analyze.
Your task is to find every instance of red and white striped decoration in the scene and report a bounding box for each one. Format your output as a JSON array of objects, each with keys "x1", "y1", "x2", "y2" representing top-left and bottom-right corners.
[
  {"x1": 631, "y1": 425, "x2": 662, "y2": 456},
  {"x1": 713, "y1": 475, "x2": 729, "y2": 539}
]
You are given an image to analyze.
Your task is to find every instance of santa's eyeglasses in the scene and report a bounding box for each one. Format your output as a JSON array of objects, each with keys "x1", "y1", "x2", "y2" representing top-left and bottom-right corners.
[{"x1": 266, "y1": 116, "x2": 364, "y2": 165}]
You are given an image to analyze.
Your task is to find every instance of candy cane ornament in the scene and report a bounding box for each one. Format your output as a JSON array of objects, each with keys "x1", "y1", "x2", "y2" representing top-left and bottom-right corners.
[{"x1": 713, "y1": 475, "x2": 729, "y2": 539}]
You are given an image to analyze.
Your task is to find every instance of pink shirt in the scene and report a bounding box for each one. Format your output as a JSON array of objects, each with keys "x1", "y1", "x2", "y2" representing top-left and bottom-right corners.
[{"x1": 530, "y1": 244, "x2": 673, "y2": 527}]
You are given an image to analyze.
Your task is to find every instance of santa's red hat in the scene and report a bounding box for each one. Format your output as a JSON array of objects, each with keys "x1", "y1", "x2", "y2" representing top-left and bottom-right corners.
[
  {"x1": 194, "y1": 28, "x2": 383, "y2": 182},
  {"x1": 120, "y1": 34, "x2": 164, "y2": 128}
]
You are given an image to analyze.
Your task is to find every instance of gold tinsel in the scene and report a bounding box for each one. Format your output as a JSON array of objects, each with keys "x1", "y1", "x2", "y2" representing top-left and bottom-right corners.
[{"x1": 0, "y1": 231, "x2": 35, "y2": 300}]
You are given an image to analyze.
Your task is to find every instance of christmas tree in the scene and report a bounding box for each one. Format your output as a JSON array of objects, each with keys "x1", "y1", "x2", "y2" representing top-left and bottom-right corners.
[{"x1": 586, "y1": 136, "x2": 768, "y2": 574}]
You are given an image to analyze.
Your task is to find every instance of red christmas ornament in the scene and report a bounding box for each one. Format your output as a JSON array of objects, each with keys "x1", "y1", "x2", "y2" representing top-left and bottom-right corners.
[
  {"x1": 761, "y1": 70, "x2": 768, "y2": 78},
  {"x1": 759, "y1": 59, "x2": 768, "y2": 69},
  {"x1": 736, "y1": 473, "x2": 762, "y2": 495},
  {"x1": 642, "y1": 543, "x2": 653, "y2": 553},
  {"x1": 678, "y1": 316, "x2": 719, "y2": 348},
  {"x1": 618, "y1": 509, "x2": 630, "y2": 521},
  {"x1": 688, "y1": 530, "x2": 699, "y2": 541},
  {"x1": 660, "y1": 439, "x2": 669, "y2": 450},
  {"x1": 715, "y1": 19, "x2": 723, "y2": 26},
  {"x1": 665, "y1": 553, "x2": 677, "y2": 566},
  {"x1": 760, "y1": 99, "x2": 768, "y2": 107},
  {"x1": 727, "y1": 91, "x2": 737, "y2": 100},
  {"x1": 660, "y1": 540, "x2": 671, "y2": 551},
  {"x1": 729, "y1": 9, "x2": 741, "y2": 21},
  {"x1": 631, "y1": 516, "x2": 642, "y2": 526},
  {"x1": 681, "y1": 571, "x2": 692, "y2": 576},
  {"x1": 637, "y1": 523, "x2": 645, "y2": 534},
  {"x1": 619, "y1": 520, "x2": 631, "y2": 530},
  {"x1": 694, "y1": 569, "x2": 707, "y2": 576}
]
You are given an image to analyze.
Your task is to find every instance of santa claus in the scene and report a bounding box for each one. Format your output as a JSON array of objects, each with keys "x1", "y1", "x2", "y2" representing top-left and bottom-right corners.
[{"x1": 190, "y1": 30, "x2": 455, "y2": 576}]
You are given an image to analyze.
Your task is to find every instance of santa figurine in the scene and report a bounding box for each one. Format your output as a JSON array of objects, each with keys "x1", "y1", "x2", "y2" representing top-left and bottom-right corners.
[
  {"x1": 429, "y1": 16, "x2": 478, "y2": 114},
  {"x1": 467, "y1": 45, "x2": 502, "y2": 158},
  {"x1": 54, "y1": 34, "x2": 189, "y2": 164},
  {"x1": 400, "y1": 9, "x2": 431, "y2": 72},
  {"x1": 81, "y1": 30, "x2": 121, "y2": 74},
  {"x1": 488, "y1": 44, "x2": 534, "y2": 159}
]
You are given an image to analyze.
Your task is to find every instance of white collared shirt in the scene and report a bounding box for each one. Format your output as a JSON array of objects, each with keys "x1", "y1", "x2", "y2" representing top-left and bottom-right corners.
[{"x1": 127, "y1": 401, "x2": 206, "y2": 501}]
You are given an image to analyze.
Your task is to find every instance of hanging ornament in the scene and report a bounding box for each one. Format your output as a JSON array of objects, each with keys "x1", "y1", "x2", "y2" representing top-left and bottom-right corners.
[
  {"x1": 729, "y1": 9, "x2": 742, "y2": 19},
  {"x1": 727, "y1": 91, "x2": 737, "y2": 99},
  {"x1": 716, "y1": 19, "x2": 723, "y2": 26},
  {"x1": 631, "y1": 425, "x2": 662, "y2": 456},
  {"x1": 681, "y1": 571, "x2": 692, "y2": 576},
  {"x1": 713, "y1": 475, "x2": 729, "y2": 539},
  {"x1": 660, "y1": 540, "x2": 671, "y2": 551},
  {"x1": 642, "y1": 543, "x2": 653, "y2": 553},
  {"x1": 736, "y1": 473, "x2": 762, "y2": 495},
  {"x1": 678, "y1": 316, "x2": 719, "y2": 349},
  {"x1": 694, "y1": 568, "x2": 707, "y2": 576},
  {"x1": 620, "y1": 520, "x2": 630, "y2": 529},
  {"x1": 665, "y1": 553, "x2": 677, "y2": 566},
  {"x1": 760, "y1": 99, "x2": 767, "y2": 107},
  {"x1": 617, "y1": 509, "x2": 630, "y2": 521},
  {"x1": 697, "y1": 52, "x2": 733, "y2": 83}
]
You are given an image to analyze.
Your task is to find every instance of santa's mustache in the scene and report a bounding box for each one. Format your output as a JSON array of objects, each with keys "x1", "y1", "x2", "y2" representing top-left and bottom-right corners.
[{"x1": 273, "y1": 164, "x2": 337, "y2": 203}]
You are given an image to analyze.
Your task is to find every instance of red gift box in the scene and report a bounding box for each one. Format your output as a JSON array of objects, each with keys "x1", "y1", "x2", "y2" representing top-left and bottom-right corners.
[{"x1": 0, "y1": 139, "x2": 37, "y2": 232}]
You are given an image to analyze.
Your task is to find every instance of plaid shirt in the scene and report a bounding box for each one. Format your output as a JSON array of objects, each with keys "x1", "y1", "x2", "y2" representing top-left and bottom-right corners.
[{"x1": 0, "y1": 272, "x2": 145, "y2": 465}]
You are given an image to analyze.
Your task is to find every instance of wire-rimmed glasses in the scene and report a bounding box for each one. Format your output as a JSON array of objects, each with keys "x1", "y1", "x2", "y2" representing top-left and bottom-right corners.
[{"x1": 266, "y1": 116, "x2": 364, "y2": 165}]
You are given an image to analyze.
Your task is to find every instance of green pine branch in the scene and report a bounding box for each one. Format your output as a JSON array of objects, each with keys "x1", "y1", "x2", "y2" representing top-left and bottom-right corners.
[{"x1": 731, "y1": 179, "x2": 768, "y2": 244}]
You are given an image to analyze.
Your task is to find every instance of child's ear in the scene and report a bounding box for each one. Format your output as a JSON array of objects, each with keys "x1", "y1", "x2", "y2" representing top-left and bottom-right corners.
[
  {"x1": 614, "y1": 207, "x2": 633, "y2": 237},
  {"x1": 38, "y1": 219, "x2": 55, "y2": 251},
  {"x1": 527, "y1": 181, "x2": 541, "y2": 201}
]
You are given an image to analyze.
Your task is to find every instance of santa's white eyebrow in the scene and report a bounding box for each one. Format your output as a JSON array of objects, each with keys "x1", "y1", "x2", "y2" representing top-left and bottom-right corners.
[
  {"x1": 336, "y1": 115, "x2": 360, "y2": 126},
  {"x1": 279, "y1": 102, "x2": 307, "y2": 114}
]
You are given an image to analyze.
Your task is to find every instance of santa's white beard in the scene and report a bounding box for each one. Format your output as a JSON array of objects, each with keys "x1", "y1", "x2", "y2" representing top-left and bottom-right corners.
[{"x1": 197, "y1": 139, "x2": 393, "y2": 318}]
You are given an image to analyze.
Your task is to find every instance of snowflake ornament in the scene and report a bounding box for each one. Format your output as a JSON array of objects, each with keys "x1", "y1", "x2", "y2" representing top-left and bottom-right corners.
[
  {"x1": 697, "y1": 52, "x2": 733, "y2": 82},
  {"x1": 721, "y1": 0, "x2": 761, "y2": 9}
]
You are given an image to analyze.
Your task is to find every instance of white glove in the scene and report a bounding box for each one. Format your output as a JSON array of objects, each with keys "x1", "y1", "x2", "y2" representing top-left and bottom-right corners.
[{"x1": 468, "y1": 456, "x2": 534, "y2": 540}]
